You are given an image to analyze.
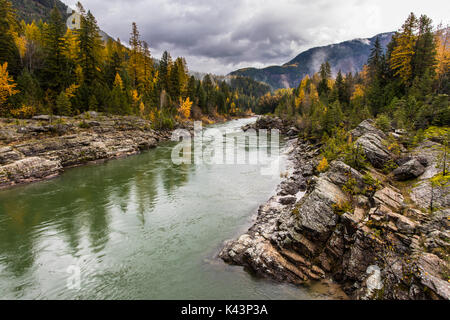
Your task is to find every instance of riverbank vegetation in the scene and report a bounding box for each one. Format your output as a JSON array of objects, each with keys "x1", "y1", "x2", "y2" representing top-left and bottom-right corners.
[
  {"x1": 0, "y1": 0, "x2": 270, "y2": 129},
  {"x1": 257, "y1": 13, "x2": 449, "y2": 160}
]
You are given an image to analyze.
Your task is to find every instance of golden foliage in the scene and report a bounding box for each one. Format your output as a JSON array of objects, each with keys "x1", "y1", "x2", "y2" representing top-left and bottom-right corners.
[
  {"x1": 317, "y1": 157, "x2": 329, "y2": 173},
  {"x1": 351, "y1": 84, "x2": 365, "y2": 101},
  {"x1": 179, "y1": 97, "x2": 192, "y2": 119},
  {"x1": 435, "y1": 28, "x2": 450, "y2": 81},
  {"x1": 64, "y1": 29, "x2": 79, "y2": 60},
  {"x1": 0, "y1": 63, "x2": 19, "y2": 112},
  {"x1": 389, "y1": 15, "x2": 418, "y2": 84},
  {"x1": 14, "y1": 34, "x2": 27, "y2": 60},
  {"x1": 10, "y1": 104, "x2": 37, "y2": 119},
  {"x1": 139, "y1": 101, "x2": 145, "y2": 117},
  {"x1": 65, "y1": 84, "x2": 80, "y2": 98},
  {"x1": 113, "y1": 73, "x2": 123, "y2": 89}
]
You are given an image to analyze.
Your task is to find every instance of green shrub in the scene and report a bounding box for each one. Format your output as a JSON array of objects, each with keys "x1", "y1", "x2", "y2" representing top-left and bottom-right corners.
[
  {"x1": 375, "y1": 114, "x2": 391, "y2": 133},
  {"x1": 332, "y1": 200, "x2": 353, "y2": 216}
]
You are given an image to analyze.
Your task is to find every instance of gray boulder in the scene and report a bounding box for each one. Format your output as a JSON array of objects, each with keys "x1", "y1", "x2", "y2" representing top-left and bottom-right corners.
[
  {"x1": 356, "y1": 132, "x2": 392, "y2": 169},
  {"x1": 392, "y1": 159, "x2": 425, "y2": 181}
]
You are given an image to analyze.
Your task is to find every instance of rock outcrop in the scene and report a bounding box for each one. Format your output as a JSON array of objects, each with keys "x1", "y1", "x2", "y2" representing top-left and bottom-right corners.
[
  {"x1": 393, "y1": 159, "x2": 426, "y2": 181},
  {"x1": 221, "y1": 120, "x2": 449, "y2": 300},
  {"x1": 0, "y1": 114, "x2": 171, "y2": 188},
  {"x1": 351, "y1": 120, "x2": 393, "y2": 169},
  {"x1": 242, "y1": 116, "x2": 299, "y2": 137}
]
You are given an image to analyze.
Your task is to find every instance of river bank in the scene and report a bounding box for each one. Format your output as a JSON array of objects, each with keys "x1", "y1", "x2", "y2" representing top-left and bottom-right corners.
[
  {"x1": 220, "y1": 116, "x2": 449, "y2": 300},
  {"x1": 0, "y1": 113, "x2": 247, "y2": 189}
]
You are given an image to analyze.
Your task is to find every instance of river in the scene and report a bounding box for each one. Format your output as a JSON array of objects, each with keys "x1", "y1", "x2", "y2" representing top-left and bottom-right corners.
[{"x1": 0, "y1": 118, "x2": 338, "y2": 300}]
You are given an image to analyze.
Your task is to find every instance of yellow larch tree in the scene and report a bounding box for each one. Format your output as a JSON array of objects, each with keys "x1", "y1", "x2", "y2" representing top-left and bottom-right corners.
[
  {"x1": 435, "y1": 26, "x2": 450, "y2": 92},
  {"x1": 179, "y1": 97, "x2": 192, "y2": 119},
  {"x1": 0, "y1": 62, "x2": 19, "y2": 113},
  {"x1": 389, "y1": 13, "x2": 418, "y2": 84}
]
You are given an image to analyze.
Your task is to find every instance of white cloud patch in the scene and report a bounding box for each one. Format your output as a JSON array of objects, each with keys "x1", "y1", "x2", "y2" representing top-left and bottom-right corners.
[{"x1": 65, "y1": 0, "x2": 450, "y2": 74}]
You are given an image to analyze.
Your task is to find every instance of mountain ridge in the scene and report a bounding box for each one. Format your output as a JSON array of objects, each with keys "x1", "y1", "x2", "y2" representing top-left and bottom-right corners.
[{"x1": 230, "y1": 32, "x2": 395, "y2": 89}]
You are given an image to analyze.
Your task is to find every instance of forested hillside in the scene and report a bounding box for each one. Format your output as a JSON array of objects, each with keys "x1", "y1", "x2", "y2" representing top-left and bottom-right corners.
[
  {"x1": 10, "y1": 0, "x2": 68, "y2": 23},
  {"x1": 258, "y1": 13, "x2": 448, "y2": 166},
  {"x1": 0, "y1": 0, "x2": 269, "y2": 128},
  {"x1": 231, "y1": 32, "x2": 394, "y2": 89}
]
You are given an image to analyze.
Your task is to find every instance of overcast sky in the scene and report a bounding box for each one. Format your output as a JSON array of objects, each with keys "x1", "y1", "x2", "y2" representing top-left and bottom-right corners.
[{"x1": 65, "y1": 0, "x2": 449, "y2": 75}]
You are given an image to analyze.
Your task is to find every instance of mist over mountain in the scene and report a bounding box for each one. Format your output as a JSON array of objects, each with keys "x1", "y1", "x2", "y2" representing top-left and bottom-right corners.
[{"x1": 230, "y1": 32, "x2": 394, "y2": 89}]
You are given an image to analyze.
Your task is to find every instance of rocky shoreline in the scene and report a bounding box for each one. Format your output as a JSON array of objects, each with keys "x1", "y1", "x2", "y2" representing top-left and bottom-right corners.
[
  {"x1": 220, "y1": 117, "x2": 449, "y2": 300},
  {"x1": 0, "y1": 113, "x2": 176, "y2": 189}
]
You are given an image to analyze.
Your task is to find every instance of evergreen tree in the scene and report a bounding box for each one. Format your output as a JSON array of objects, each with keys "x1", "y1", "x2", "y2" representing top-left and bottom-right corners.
[
  {"x1": 41, "y1": 6, "x2": 69, "y2": 95},
  {"x1": 0, "y1": 0, "x2": 20, "y2": 75},
  {"x1": 128, "y1": 22, "x2": 141, "y2": 88},
  {"x1": 318, "y1": 61, "x2": 331, "y2": 98},
  {"x1": 412, "y1": 15, "x2": 436, "y2": 80},
  {"x1": 159, "y1": 51, "x2": 172, "y2": 92}
]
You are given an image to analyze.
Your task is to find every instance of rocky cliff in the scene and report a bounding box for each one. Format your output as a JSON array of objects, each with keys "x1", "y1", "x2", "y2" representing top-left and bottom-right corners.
[
  {"x1": 220, "y1": 118, "x2": 449, "y2": 300},
  {"x1": 0, "y1": 113, "x2": 171, "y2": 188}
]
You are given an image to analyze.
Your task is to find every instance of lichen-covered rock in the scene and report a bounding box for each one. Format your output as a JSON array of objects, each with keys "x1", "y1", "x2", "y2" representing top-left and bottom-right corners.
[
  {"x1": 356, "y1": 133, "x2": 392, "y2": 169},
  {"x1": 350, "y1": 119, "x2": 387, "y2": 140},
  {"x1": 296, "y1": 177, "x2": 347, "y2": 239},
  {"x1": 350, "y1": 120, "x2": 394, "y2": 169}
]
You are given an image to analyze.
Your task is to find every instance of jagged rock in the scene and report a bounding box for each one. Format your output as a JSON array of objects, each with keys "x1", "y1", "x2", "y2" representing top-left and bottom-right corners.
[
  {"x1": 373, "y1": 187, "x2": 404, "y2": 212},
  {"x1": 279, "y1": 196, "x2": 297, "y2": 205},
  {"x1": 1, "y1": 157, "x2": 61, "y2": 185},
  {"x1": 0, "y1": 146, "x2": 22, "y2": 165},
  {"x1": 296, "y1": 177, "x2": 347, "y2": 239},
  {"x1": 356, "y1": 132, "x2": 392, "y2": 169},
  {"x1": 417, "y1": 253, "x2": 450, "y2": 300},
  {"x1": 350, "y1": 119, "x2": 386, "y2": 140},
  {"x1": 351, "y1": 120, "x2": 393, "y2": 169},
  {"x1": 326, "y1": 161, "x2": 364, "y2": 188},
  {"x1": 411, "y1": 180, "x2": 450, "y2": 210},
  {"x1": 393, "y1": 159, "x2": 425, "y2": 181},
  {"x1": 220, "y1": 120, "x2": 449, "y2": 300}
]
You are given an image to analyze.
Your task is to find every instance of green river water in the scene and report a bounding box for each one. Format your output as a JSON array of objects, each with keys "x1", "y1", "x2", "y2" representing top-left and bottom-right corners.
[{"x1": 0, "y1": 118, "x2": 339, "y2": 300}]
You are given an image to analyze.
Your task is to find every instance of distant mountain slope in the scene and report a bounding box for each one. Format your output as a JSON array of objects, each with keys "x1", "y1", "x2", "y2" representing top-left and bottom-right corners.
[
  {"x1": 230, "y1": 32, "x2": 394, "y2": 89},
  {"x1": 10, "y1": 0, "x2": 113, "y2": 41},
  {"x1": 10, "y1": 0, "x2": 69, "y2": 23}
]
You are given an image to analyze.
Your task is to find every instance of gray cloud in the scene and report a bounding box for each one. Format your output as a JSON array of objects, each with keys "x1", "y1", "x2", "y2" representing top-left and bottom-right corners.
[{"x1": 66, "y1": 0, "x2": 449, "y2": 74}]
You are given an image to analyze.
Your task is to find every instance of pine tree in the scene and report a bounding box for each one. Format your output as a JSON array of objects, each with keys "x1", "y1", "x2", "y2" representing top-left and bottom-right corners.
[
  {"x1": 128, "y1": 22, "x2": 142, "y2": 89},
  {"x1": 77, "y1": 7, "x2": 104, "y2": 88},
  {"x1": 159, "y1": 51, "x2": 172, "y2": 92},
  {"x1": 76, "y1": 4, "x2": 105, "y2": 110},
  {"x1": 368, "y1": 36, "x2": 383, "y2": 78},
  {"x1": 412, "y1": 15, "x2": 436, "y2": 81},
  {"x1": 0, "y1": 0, "x2": 20, "y2": 75},
  {"x1": 56, "y1": 90, "x2": 71, "y2": 115},
  {"x1": 42, "y1": 6, "x2": 69, "y2": 95},
  {"x1": 141, "y1": 40, "x2": 153, "y2": 92},
  {"x1": 318, "y1": 61, "x2": 331, "y2": 98}
]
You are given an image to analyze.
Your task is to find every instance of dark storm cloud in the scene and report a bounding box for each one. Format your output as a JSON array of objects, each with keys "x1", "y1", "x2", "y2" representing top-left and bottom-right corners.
[{"x1": 66, "y1": 0, "x2": 449, "y2": 74}]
